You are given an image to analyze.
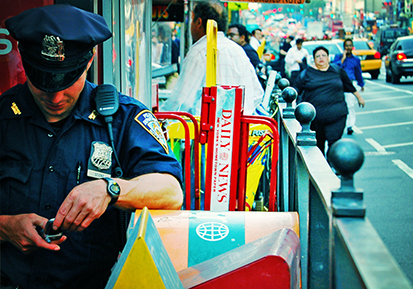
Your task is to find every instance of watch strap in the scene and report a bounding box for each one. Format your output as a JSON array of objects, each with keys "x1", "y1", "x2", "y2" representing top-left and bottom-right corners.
[{"x1": 103, "y1": 177, "x2": 120, "y2": 205}]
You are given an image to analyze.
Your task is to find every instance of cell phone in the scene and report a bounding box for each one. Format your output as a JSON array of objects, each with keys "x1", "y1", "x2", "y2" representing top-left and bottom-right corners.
[
  {"x1": 346, "y1": 52, "x2": 352, "y2": 57},
  {"x1": 38, "y1": 218, "x2": 63, "y2": 243}
]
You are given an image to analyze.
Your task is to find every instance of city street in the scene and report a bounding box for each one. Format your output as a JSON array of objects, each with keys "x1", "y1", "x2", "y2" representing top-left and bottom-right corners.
[{"x1": 344, "y1": 66, "x2": 413, "y2": 284}]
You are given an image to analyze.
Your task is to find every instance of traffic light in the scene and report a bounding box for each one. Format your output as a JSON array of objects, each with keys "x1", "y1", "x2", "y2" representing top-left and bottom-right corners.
[{"x1": 382, "y1": 1, "x2": 392, "y2": 6}]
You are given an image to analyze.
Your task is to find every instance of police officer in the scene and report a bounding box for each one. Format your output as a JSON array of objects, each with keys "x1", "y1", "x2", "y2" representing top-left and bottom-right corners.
[{"x1": 0, "y1": 5, "x2": 183, "y2": 289}]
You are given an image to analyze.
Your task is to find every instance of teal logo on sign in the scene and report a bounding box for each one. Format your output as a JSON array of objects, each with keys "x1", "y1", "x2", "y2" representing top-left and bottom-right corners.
[
  {"x1": 188, "y1": 213, "x2": 245, "y2": 267},
  {"x1": 196, "y1": 222, "x2": 229, "y2": 242}
]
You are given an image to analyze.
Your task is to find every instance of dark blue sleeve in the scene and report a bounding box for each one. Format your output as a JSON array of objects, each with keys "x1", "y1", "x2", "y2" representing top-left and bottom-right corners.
[
  {"x1": 354, "y1": 58, "x2": 365, "y2": 88},
  {"x1": 115, "y1": 97, "x2": 182, "y2": 184}
]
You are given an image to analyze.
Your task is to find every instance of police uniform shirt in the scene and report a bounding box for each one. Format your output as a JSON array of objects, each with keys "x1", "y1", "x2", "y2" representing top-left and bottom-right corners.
[{"x1": 0, "y1": 81, "x2": 182, "y2": 289}]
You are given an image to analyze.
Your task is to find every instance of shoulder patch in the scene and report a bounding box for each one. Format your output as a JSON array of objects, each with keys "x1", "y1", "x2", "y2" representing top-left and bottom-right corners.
[{"x1": 134, "y1": 110, "x2": 169, "y2": 154}]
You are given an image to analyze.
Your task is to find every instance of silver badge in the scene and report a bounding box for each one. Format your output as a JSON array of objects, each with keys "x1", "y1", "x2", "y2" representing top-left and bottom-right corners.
[
  {"x1": 91, "y1": 142, "x2": 113, "y2": 170},
  {"x1": 41, "y1": 35, "x2": 65, "y2": 61}
]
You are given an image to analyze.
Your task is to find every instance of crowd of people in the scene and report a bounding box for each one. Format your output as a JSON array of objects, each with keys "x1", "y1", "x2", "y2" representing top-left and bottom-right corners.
[
  {"x1": 156, "y1": 1, "x2": 367, "y2": 159},
  {"x1": 159, "y1": 3, "x2": 366, "y2": 155}
]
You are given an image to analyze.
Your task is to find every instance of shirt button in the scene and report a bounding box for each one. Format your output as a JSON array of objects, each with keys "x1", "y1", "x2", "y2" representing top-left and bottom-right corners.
[
  {"x1": 48, "y1": 132, "x2": 54, "y2": 138},
  {"x1": 44, "y1": 203, "x2": 51, "y2": 210},
  {"x1": 48, "y1": 166, "x2": 54, "y2": 172}
]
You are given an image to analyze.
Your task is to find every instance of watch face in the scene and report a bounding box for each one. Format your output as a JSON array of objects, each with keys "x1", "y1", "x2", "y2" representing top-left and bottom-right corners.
[
  {"x1": 109, "y1": 182, "x2": 120, "y2": 195},
  {"x1": 104, "y1": 178, "x2": 120, "y2": 205}
]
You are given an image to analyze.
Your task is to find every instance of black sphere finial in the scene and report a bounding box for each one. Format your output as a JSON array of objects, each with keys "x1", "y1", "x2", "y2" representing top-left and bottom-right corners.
[
  {"x1": 329, "y1": 138, "x2": 366, "y2": 218},
  {"x1": 328, "y1": 139, "x2": 364, "y2": 177},
  {"x1": 281, "y1": 87, "x2": 297, "y2": 103},
  {"x1": 277, "y1": 78, "x2": 290, "y2": 90},
  {"x1": 295, "y1": 102, "x2": 316, "y2": 125},
  {"x1": 295, "y1": 102, "x2": 317, "y2": 146}
]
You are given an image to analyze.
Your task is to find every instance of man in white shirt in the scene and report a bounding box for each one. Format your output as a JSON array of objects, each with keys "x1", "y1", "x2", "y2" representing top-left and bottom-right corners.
[
  {"x1": 160, "y1": 0, "x2": 263, "y2": 116},
  {"x1": 285, "y1": 38, "x2": 309, "y2": 88},
  {"x1": 250, "y1": 28, "x2": 262, "y2": 51}
]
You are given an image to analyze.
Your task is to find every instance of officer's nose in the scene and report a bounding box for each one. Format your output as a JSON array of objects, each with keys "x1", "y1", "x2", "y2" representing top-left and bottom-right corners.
[{"x1": 45, "y1": 91, "x2": 66, "y2": 103}]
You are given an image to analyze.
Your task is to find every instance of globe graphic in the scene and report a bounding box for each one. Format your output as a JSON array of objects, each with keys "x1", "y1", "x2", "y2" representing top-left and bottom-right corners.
[{"x1": 196, "y1": 222, "x2": 229, "y2": 242}]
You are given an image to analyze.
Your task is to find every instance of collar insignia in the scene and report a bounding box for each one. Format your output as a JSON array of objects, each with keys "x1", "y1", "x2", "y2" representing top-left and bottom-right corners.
[
  {"x1": 11, "y1": 102, "x2": 21, "y2": 115},
  {"x1": 41, "y1": 35, "x2": 65, "y2": 61},
  {"x1": 88, "y1": 110, "x2": 98, "y2": 120},
  {"x1": 134, "y1": 110, "x2": 169, "y2": 154}
]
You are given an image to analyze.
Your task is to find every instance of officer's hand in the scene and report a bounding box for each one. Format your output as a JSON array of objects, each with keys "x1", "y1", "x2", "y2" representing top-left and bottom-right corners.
[
  {"x1": 0, "y1": 214, "x2": 66, "y2": 253},
  {"x1": 54, "y1": 180, "x2": 111, "y2": 232}
]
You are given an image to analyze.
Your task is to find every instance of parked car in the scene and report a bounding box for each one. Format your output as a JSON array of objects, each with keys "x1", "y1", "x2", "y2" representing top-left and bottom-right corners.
[
  {"x1": 374, "y1": 26, "x2": 408, "y2": 56},
  {"x1": 384, "y1": 35, "x2": 413, "y2": 84},
  {"x1": 352, "y1": 39, "x2": 381, "y2": 79},
  {"x1": 302, "y1": 40, "x2": 343, "y2": 65}
]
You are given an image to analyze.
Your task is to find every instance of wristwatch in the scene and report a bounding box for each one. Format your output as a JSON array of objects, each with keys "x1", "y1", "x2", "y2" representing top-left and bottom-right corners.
[{"x1": 103, "y1": 177, "x2": 121, "y2": 205}]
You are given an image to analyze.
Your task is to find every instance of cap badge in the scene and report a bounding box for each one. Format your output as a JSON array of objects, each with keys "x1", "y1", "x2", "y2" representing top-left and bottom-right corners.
[{"x1": 41, "y1": 35, "x2": 65, "y2": 62}]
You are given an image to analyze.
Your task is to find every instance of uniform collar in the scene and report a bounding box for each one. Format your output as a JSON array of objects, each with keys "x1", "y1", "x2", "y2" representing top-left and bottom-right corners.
[
  {"x1": 0, "y1": 81, "x2": 105, "y2": 128},
  {"x1": 72, "y1": 81, "x2": 105, "y2": 127}
]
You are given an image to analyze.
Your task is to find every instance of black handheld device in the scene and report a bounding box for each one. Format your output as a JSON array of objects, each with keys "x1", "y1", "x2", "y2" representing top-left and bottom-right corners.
[
  {"x1": 94, "y1": 84, "x2": 123, "y2": 177},
  {"x1": 37, "y1": 218, "x2": 63, "y2": 243}
]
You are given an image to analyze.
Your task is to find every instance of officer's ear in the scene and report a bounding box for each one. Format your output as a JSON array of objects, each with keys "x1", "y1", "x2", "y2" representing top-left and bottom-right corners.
[{"x1": 86, "y1": 50, "x2": 96, "y2": 71}]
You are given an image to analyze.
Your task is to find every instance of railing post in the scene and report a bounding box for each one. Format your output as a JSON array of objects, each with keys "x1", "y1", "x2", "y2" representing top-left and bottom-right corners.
[
  {"x1": 278, "y1": 80, "x2": 295, "y2": 212},
  {"x1": 328, "y1": 139, "x2": 366, "y2": 217},
  {"x1": 295, "y1": 102, "x2": 317, "y2": 147},
  {"x1": 281, "y1": 86, "x2": 296, "y2": 119},
  {"x1": 294, "y1": 101, "x2": 317, "y2": 289},
  {"x1": 328, "y1": 139, "x2": 367, "y2": 288},
  {"x1": 274, "y1": 76, "x2": 290, "y2": 212}
]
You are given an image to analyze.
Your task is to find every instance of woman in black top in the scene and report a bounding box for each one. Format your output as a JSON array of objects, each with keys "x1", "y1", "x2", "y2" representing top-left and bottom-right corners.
[{"x1": 295, "y1": 46, "x2": 365, "y2": 156}]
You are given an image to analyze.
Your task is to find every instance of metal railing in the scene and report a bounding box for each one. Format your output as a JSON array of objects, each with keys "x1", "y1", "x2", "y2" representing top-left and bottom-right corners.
[{"x1": 275, "y1": 83, "x2": 413, "y2": 289}]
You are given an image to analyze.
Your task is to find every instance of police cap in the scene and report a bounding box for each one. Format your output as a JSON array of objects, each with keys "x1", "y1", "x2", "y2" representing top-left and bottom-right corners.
[{"x1": 5, "y1": 4, "x2": 112, "y2": 92}]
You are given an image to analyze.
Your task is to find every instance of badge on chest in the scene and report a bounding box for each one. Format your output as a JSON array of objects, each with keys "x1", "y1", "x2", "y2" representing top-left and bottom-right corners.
[{"x1": 87, "y1": 141, "x2": 112, "y2": 179}]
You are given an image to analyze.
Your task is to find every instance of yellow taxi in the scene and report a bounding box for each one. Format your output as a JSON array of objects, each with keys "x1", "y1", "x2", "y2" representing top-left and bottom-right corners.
[{"x1": 352, "y1": 39, "x2": 382, "y2": 79}]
